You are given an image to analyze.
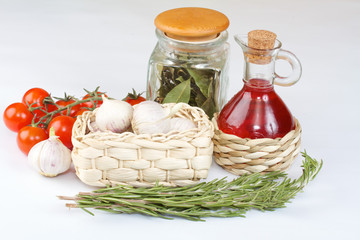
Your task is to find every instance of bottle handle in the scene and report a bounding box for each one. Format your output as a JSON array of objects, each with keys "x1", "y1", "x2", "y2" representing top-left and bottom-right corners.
[{"x1": 274, "y1": 49, "x2": 302, "y2": 86}]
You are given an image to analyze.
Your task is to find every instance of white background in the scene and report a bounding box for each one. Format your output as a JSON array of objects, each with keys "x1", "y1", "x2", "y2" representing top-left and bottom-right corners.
[{"x1": 0, "y1": 0, "x2": 359, "y2": 239}]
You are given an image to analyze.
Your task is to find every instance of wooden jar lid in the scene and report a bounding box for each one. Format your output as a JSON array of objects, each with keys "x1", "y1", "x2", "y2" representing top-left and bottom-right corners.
[{"x1": 155, "y1": 7, "x2": 229, "y2": 41}]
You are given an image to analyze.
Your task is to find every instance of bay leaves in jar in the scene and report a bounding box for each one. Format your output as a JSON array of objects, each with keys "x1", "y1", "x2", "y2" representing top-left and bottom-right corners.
[
  {"x1": 200, "y1": 78, "x2": 216, "y2": 118},
  {"x1": 187, "y1": 69, "x2": 211, "y2": 98},
  {"x1": 163, "y1": 79, "x2": 191, "y2": 103},
  {"x1": 200, "y1": 97, "x2": 216, "y2": 120},
  {"x1": 156, "y1": 65, "x2": 219, "y2": 118}
]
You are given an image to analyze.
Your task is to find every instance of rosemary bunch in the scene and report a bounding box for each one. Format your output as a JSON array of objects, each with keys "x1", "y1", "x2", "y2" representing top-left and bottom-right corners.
[{"x1": 59, "y1": 152, "x2": 322, "y2": 221}]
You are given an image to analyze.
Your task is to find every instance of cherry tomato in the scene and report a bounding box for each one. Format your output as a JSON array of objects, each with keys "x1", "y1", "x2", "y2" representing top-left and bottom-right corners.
[
  {"x1": 17, "y1": 126, "x2": 48, "y2": 155},
  {"x1": 74, "y1": 108, "x2": 88, "y2": 117},
  {"x1": 22, "y1": 88, "x2": 49, "y2": 106},
  {"x1": 125, "y1": 96, "x2": 146, "y2": 106},
  {"x1": 81, "y1": 92, "x2": 107, "y2": 109},
  {"x1": 28, "y1": 103, "x2": 59, "y2": 129},
  {"x1": 44, "y1": 103, "x2": 60, "y2": 118},
  {"x1": 55, "y1": 99, "x2": 81, "y2": 117},
  {"x1": 45, "y1": 102, "x2": 58, "y2": 112},
  {"x1": 3, "y1": 103, "x2": 34, "y2": 132},
  {"x1": 47, "y1": 116, "x2": 75, "y2": 150},
  {"x1": 124, "y1": 89, "x2": 146, "y2": 106},
  {"x1": 22, "y1": 88, "x2": 50, "y2": 119}
]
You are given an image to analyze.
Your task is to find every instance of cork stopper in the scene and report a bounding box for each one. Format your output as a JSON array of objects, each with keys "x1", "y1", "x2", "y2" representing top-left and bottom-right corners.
[
  {"x1": 155, "y1": 7, "x2": 229, "y2": 42},
  {"x1": 246, "y1": 30, "x2": 277, "y2": 64}
]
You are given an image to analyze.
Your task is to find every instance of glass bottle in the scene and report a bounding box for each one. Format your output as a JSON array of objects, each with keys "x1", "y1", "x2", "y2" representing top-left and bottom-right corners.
[
  {"x1": 146, "y1": 7, "x2": 230, "y2": 119},
  {"x1": 217, "y1": 30, "x2": 302, "y2": 139}
]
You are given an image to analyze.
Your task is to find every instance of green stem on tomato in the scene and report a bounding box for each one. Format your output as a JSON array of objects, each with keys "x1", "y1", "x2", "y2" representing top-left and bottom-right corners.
[{"x1": 31, "y1": 95, "x2": 103, "y2": 129}]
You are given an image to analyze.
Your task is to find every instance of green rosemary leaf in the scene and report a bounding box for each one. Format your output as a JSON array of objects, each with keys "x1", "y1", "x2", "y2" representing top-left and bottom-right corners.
[
  {"x1": 80, "y1": 207, "x2": 95, "y2": 216},
  {"x1": 59, "y1": 151, "x2": 322, "y2": 221}
]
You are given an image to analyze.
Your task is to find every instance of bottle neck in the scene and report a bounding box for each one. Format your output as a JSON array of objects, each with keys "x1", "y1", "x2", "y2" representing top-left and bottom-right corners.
[
  {"x1": 235, "y1": 34, "x2": 281, "y2": 87},
  {"x1": 243, "y1": 61, "x2": 275, "y2": 86}
]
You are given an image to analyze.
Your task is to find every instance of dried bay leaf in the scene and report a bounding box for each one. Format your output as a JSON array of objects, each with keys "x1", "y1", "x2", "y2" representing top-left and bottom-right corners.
[
  {"x1": 163, "y1": 79, "x2": 191, "y2": 104},
  {"x1": 201, "y1": 97, "x2": 216, "y2": 119},
  {"x1": 195, "y1": 90, "x2": 207, "y2": 107},
  {"x1": 187, "y1": 69, "x2": 212, "y2": 98},
  {"x1": 174, "y1": 67, "x2": 191, "y2": 81},
  {"x1": 176, "y1": 76, "x2": 186, "y2": 83},
  {"x1": 158, "y1": 65, "x2": 220, "y2": 118}
]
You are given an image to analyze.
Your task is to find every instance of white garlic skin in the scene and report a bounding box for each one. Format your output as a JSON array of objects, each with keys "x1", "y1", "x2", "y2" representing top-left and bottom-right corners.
[
  {"x1": 28, "y1": 137, "x2": 71, "y2": 177},
  {"x1": 95, "y1": 96, "x2": 133, "y2": 133},
  {"x1": 88, "y1": 119, "x2": 100, "y2": 132},
  {"x1": 132, "y1": 101, "x2": 170, "y2": 134},
  {"x1": 169, "y1": 118, "x2": 196, "y2": 132}
]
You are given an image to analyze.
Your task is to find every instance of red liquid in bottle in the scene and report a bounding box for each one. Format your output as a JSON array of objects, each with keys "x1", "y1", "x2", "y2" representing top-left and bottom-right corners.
[{"x1": 217, "y1": 78, "x2": 294, "y2": 139}]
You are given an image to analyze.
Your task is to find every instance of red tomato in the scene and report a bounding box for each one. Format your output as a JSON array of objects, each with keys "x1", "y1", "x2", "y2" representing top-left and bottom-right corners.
[
  {"x1": 47, "y1": 116, "x2": 75, "y2": 150},
  {"x1": 81, "y1": 92, "x2": 107, "y2": 109},
  {"x1": 74, "y1": 108, "x2": 88, "y2": 117},
  {"x1": 44, "y1": 103, "x2": 60, "y2": 118},
  {"x1": 22, "y1": 88, "x2": 50, "y2": 119},
  {"x1": 28, "y1": 103, "x2": 59, "y2": 129},
  {"x1": 46, "y1": 103, "x2": 58, "y2": 112},
  {"x1": 125, "y1": 96, "x2": 146, "y2": 106},
  {"x1": 3, "y1": 103, "x2": 34, "y2": 132},
  {"x1": 124, "y1": 89, "x2": 146, "y2": 106},
  {"x1": 22, "y1": 88, "x2": 49, "y2": 106},
  {"x1": 17, "y1": 126, "x2": 48, "y2": 155},
  {"x1": 55, "y1": 99, "x2": 81, "y2": 117}
]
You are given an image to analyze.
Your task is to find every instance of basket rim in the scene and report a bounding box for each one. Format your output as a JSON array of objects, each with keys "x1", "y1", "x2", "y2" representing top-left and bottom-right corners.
[
  {"x1": 212, "y1": 113, "x2": 302, "y2": 175},
  {"x1": 212, "y1": 112, "x2": 301, "y2": 142},
  {"x1": 73, "y1": 102, "x2": 214, "y2": 142}
]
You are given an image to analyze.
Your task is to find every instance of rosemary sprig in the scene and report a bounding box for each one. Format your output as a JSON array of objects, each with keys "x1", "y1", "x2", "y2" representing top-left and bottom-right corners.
[{"x1": 59, "y1": 152, "x2": 322, "y2": 221}]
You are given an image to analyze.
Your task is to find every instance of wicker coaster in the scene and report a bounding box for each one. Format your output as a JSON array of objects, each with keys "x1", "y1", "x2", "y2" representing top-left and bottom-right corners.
[
  {"x1": 212, "y1": 113, "x2": 301, "y2": 175},
  {"x1": 71, "y1": 104, "x2": 214, "y2": 187}
]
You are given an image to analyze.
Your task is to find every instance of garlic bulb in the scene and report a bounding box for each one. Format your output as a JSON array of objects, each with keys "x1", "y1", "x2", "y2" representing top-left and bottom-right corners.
[
  {"x1": 88, "y1": 118, "x2": 100, "y2": 133},
  {"x1": 170, "y1": 117, "x2": 196, "y2": 132},
  {"x1": 95, "y1": 96, "x2": 133, "y2": 133},
  {"x1": 132, "y1": 101, "x2": 170, "y2": 134},
  {"x1": 28, "y1": 128, "x2": 71, "y2": 177}
]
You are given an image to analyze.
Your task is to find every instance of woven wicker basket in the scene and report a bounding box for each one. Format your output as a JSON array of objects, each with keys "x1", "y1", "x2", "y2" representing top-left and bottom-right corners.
[
  {"x1": 71, "y1": 103, "x2": 214, "y2": 187},
  {"x1": 212, "y1": 113, "x2": 301, "y2": 175}
]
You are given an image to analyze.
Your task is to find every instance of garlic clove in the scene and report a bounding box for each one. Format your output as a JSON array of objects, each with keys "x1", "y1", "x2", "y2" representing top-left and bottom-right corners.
[
  {"x1": 95, "y1": 96, "x2": 133, "y2": 133},
  {"x1": 169, "y1": 117, "x2": 197, "y2": 132},
  {"x1": 132, "y1": 101, "x2": 171, "y2": 134},
  {"x1": 88, "y1": 118, "x2": 100, "y2": 133},
  {"x1": 38, "y1": 139, "x2": 71, "y2": 177},
  {"x1": 28, "y1": 140, "x2": 45, "y2": 173},
  {"x1": 28, "y1": 128, "x2": 72, "y2": 177}
]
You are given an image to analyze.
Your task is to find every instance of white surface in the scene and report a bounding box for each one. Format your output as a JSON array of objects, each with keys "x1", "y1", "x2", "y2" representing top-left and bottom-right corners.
[{"x1": 0, "y1": 0, "x2": 359, "y2": 239}]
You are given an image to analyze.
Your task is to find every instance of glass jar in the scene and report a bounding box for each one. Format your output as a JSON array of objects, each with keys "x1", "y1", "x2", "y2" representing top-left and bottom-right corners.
[{"x1": 146, "y1": 7, "x2": 230, "y2": 119}]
